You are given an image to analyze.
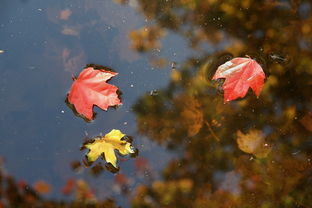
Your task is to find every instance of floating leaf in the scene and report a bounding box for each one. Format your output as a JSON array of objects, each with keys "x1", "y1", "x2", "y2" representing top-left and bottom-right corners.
[
  {"x1": 212, "y1": 57, "x2": 265, "y2": 102},
  {"x1": 236, "y1": 129, "x2": 271, "y2": 158},
  {"x1": 82, "y1": 129, "x2": 136, "y2": 170},
  {"x1": 67, "y1": 65, "x2": 121, "y2": 120}
]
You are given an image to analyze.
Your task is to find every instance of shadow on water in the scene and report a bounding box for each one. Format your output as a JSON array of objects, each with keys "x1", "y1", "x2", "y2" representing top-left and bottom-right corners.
[{"x1": 1, "y1": 0, "x2": 312, "y2": 207}]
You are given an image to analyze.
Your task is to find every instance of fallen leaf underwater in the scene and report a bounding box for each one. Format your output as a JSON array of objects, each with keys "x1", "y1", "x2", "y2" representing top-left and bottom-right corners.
[
  {"x1": 67, "y1": 66, "x2": 121, "y2": 120},
  {"x1": 236, "y1": 129, "x2": 271, "y2": 158},
  {"x1": 212, "y1": 57, "x2": 265, "y2": 102}
]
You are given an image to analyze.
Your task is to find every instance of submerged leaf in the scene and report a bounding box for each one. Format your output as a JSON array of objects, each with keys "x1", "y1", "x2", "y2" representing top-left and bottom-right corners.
[
  {"x1": 82, "y1": 129, "x2": 136, "y2": 169},
  {"x1": 179, "y1": 96, "x2": 203, "y2": 137},
  {"x1": 236, "y1": 129, "x2": 271, "y2": 158},
  {"x1": 212, "y1": 57, "x2": 265, "y2": 102},
  {"x1": 300, "y1": 112, "x2": 312, "y2": 132},
  {"x1": 61, "y1": 179, "x2": 76, "y2": 195},
  {"x1": 33, "y1": 180, "x2": 51, "y2": 195}
]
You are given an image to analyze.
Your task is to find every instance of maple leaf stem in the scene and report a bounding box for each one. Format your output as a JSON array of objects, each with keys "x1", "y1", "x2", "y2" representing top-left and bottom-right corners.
[
  {"x1": 245, "y1": 55, "x2": 251, "y2": 59},
  {"x1": 205, "y1": 121, "x2": 220, "y2": 141},
  {"x1": 71, "y1": 74, "x2": 77, "y2": 80}
]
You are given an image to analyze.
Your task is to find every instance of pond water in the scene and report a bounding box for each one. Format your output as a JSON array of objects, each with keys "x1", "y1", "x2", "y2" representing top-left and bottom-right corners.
[{"x1": 1, "y1": 0, "x2": 312, "y2": 207}]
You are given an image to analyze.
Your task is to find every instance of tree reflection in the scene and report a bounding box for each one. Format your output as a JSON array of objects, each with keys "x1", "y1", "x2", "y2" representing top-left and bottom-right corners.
[
  {"x1": 0, "y1": 158, "x2": 120, "y2": 208},
  {"x1": 127, "y1": 0, "x2": 312, "y2": 207}
]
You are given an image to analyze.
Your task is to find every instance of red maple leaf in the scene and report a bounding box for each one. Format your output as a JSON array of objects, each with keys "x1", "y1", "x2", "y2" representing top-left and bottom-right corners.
[
  {"x1": 212, "y1": 57, "x2": 265, "y2": 102},
  {"x1": 68, "y1": 66, "x2": 121, "y2": 120}
]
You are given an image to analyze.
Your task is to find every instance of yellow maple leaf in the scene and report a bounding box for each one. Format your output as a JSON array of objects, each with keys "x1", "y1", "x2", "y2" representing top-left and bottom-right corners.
[{"x1": 83, "y1": 129, "x2": 135, "y2": 169}]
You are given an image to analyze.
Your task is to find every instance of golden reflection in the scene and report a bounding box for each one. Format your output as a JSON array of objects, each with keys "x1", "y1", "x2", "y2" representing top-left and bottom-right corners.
[
  {"x1": 125, "y1": 0, "x2": 312, "y2": 207},
  {"x1": 128, "y1": 26, "x2": 166, "y2": 52}
]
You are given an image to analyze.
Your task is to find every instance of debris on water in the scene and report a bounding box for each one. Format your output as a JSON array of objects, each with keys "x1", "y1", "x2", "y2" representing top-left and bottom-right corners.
[
  {"x1": 269, "y1": 53, "x2": 290, "y2": 64},
  {"x1": 0, "y1": 50, "x2": 4, "y2": 54},
  {"x1": 61, "y1": 110, "x2": 65, "y2": 114},
  {"x1": 291, "y1": 150, "x2": 301, "y2": 155},
  {"x1": 130, "y1": 84, "x2": 134, "y2": 88},
  {"x1": 28, "y1": 66, "x2": 36, "y2": 70},
  {"x1": 171, "y1": 61, "x2": 177, "y2": 69},
  {"x1": 149, "y1": 90, "x2": 158, "y2": 96},
  {"x1": 270, "y1": 54, "x2": 286, "y2": 61}
]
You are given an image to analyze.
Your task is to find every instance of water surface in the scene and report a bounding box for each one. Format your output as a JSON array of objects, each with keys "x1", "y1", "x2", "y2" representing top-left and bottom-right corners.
[{"x1": 1, "y1": 0, "x2": 312, "y2": 207}]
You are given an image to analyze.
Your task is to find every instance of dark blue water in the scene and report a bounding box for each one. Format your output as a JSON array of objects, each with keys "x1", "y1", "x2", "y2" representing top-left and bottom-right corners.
[{"x1": 0, "y1": 0, "x2": 190, "y2": 204}]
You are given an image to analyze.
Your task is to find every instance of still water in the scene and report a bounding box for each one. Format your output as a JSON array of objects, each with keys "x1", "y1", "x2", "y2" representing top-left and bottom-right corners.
[{"x1": 1, "y1": 0, "x2": 312, "y2": 207}]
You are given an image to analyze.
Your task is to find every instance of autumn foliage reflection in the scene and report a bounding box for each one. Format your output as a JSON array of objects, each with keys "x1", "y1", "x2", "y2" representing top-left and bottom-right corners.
[
  {"x1": 126, "y1": 0, "x2": 312, "y2": 207},
  {"x1": 0, "y1": 158, "x2": 120, "y2": 208}
]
